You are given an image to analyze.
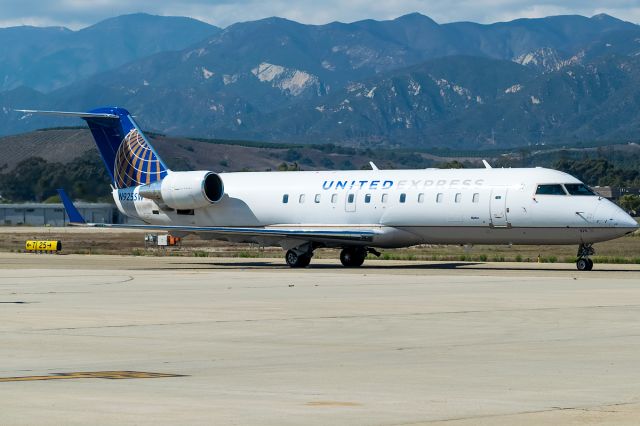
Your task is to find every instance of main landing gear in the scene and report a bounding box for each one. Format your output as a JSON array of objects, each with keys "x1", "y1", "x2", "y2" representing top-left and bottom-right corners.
[
  {"x1": 284, "y1": 245, "x2": 381, "y2": 268},
  {"x1": 340, "y1": 247, "x2": 367, "y2": 267},
  {"x1": 576, "y1": 243, "x2": 595, "y2": 271},
  {"x1": 339, "y1": 247, "x2": 381, "y2": 267},
  {"x1": 285, "y1": 249, "x2": 312, "y2": 268}
]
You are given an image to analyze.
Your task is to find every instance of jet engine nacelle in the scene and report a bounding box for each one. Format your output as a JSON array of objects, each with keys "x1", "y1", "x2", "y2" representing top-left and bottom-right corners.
[{"x1": 139, "y1": 171, "x2": 224, "y2": 210}]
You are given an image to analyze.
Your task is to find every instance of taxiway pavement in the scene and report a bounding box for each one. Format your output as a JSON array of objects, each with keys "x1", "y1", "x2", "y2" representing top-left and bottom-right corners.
[{"x1": 1, "y1": 253, "x2": 639, "y2": 425}]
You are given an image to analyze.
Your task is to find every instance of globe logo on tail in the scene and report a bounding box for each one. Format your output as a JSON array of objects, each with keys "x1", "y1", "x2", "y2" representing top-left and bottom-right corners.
[{"x1": 113, "y1": 129, "x2": 167, "y2": 189}]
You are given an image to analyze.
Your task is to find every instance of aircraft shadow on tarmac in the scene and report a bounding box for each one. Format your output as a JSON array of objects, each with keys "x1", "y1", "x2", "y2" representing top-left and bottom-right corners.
[
  {"x1": 164, "y1": 261, "x2": 478, "y2": 270},
  {"x1": 160, "y1": 261, "x2": 638, "y2": 273}
]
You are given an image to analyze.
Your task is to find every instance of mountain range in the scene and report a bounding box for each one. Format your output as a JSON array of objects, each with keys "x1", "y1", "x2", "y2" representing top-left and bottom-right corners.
[{"x1": 1, "y1": 12, "x2": 639, "y2": 149}]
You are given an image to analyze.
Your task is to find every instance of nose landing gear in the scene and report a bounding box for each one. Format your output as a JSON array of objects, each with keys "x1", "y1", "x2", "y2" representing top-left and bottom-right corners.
[{"x1": 576, "y1": 243, "x2": 594, "y2": 271}]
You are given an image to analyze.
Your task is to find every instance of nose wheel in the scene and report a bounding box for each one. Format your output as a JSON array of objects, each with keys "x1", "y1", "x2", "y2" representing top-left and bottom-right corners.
[
  {"x1": 576, "y1": 257, "x2": 593, "y2": 271},
  {"x1": 576, "y1": 243, "x2": 595, "y2": 271}
]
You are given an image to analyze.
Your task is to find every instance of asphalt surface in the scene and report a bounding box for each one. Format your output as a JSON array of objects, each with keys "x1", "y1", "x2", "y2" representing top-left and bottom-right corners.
[{"x1": 1, "y1": 253, "x2": 640, "y2": 425}]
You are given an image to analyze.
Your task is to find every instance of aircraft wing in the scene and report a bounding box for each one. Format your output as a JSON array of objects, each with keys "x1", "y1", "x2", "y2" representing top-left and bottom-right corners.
[
  {"x1": 56, "y1": 189, "x2": 376, "y2": 243},
  {"x1": 83, "y1": 222, "x2": 377, "y2": 242}
]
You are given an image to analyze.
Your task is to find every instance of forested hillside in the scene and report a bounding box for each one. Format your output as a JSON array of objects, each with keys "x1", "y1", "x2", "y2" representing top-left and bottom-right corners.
[{"x1": 2, "y1": 129, "x2": 640, "y2": 203}]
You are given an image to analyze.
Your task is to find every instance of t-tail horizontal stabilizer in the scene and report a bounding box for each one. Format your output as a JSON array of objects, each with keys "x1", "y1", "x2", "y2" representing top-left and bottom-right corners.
[
  {"x1": 16, "y1": 107, "x2": 169, "y2": 190},
  {"x1": 16, "y1": 109, "x2": 119, "y2": 120},
  {"x1": 56, "y1": 189, "x2": 86, "y2": 224}
]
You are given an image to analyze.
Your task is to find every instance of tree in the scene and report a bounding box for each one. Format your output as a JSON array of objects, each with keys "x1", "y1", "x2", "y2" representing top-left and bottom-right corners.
[
  {"x1": 553, "y1": 158, "x2": 640, "y2": 187},
  {"x1": 618, "y1": 195, "x2": 640, "y2": 215},
  {"x1": 0, "y1": 153, "x2": 110, "y2": 202},
  {"x1": 437, "y1": 160, "x2": 465, "y2": 169}
]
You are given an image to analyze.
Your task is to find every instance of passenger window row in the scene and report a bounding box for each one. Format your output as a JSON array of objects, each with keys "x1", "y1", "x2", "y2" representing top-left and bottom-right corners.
[{"x1": 282, "y1": 192, "x2": 481, "y2": 204}]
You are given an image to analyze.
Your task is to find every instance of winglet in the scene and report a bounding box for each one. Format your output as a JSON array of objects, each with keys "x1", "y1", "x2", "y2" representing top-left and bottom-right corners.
[
  {"x1": 482, "y1": 159, "x2": 492, "y2": 169},
  {"x1": 57, "y1": 189, "x2": 86, "y2": 224}
]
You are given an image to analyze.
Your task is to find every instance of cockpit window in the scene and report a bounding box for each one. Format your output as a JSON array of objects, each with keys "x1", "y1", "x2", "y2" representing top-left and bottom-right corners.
[
  {"x1": 536, "y1": 184, "x2": 566, "y2": 195},
  {"x1": 564, "y1": 183, "x2": 596, "y2": 196}
]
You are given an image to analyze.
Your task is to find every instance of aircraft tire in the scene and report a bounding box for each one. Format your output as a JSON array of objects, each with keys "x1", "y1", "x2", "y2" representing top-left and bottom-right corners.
[
  {"x1": 298, "y1": 254, "x2": 311, "y2": 267},
  {"x1": 586, "y1": 258, "x2": 594, "y2": 271},
  {"x1": 340, "y1": 247, "x2": 366, "y2": 267},
  {"x1": 285, "y1": 250, "x2": 311, "y2": 268},
  {"x1": 576, "y1": 258, "x2": 589, "y2": 271}
]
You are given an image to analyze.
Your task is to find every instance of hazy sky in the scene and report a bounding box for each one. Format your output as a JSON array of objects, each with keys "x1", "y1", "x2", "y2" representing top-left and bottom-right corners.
[{"x1": 0, "y1": 0, "x2": 638, "y2": 29}]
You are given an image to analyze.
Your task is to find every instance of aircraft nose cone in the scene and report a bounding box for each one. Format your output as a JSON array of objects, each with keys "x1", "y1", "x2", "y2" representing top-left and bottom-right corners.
[
  {"x1": 606, "y1": 203, "x2": 638, "y2": 229},
  {"x1": 619, "y1": 212, "x2": 639, "y2": 229},
  {"x1": 594, "y1": 199, "x2": 638, "y2": 230}
]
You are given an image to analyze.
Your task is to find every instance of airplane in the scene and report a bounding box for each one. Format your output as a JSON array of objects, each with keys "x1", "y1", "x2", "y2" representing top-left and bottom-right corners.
[{"x1": 17, "y1": 107, "x2": 638, "y2": 271}]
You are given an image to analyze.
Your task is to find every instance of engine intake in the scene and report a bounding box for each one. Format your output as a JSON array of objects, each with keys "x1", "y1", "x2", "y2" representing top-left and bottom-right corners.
[{"x1": 139, "y1": 171, "x2": 224, "y2": 210}]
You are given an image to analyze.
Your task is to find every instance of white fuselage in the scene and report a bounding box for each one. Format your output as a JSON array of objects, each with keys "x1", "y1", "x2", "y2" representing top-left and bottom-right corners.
[{"x1": 114, "y1": 167, "x2": 638, "y2": 248}]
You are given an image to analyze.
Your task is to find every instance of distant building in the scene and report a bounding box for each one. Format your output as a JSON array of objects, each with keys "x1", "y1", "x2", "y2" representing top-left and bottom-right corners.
[
  {"x1": 593, "y1": 186, "x2": 618, "y2": 199},
  {"x1": 593, "y1": 186, "x2": 640, "y2": 200},
  {"x1": 0, "y1": 203, "x2": 134, "y2": 226}
]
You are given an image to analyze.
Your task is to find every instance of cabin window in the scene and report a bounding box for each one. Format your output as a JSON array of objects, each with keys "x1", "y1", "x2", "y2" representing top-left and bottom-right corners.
[
  {"x1": 417, "y1": 193, "x2": 425, "y2": 203},
  {"x1": 382, "y1": 193, "x2": 388, "y2": 203},
  {"x1": 299, "y1": 194, "x2": 306, "y2": 203},
  {"x1": 314, "y1": 194, "x2": 321, "y2": 203},
  {"x1": 564, "y1": 183, "x2": 596, "y2": 196},
  {"x1": 536, "y1": 184, "x2": 566, "y2": 195},
  {"x1": 347, "y1": 194, "x2": 355, "y2": 203},
  {"x1": 455, "y1": 193, "x2": 461, "y2": 203},
  {"x1": 282, "y1": 194, "x2": 289, "y2": 204},
  {"x1": 152, "y1": 210, "x2": 159, "y2": 215},
  {"x1": 331, "y1": 193, "x2": 338, "y2": 203},
  {"x1": 436, "y1": 193, "x2": 443, "y2": 203},
  {"x1": 399, "y1": 193, "x2": 406, "y2": 203},
  {"x1": 364, "y1": 194, "x2": 371, "y2": 203},
  {"x1": 177, "y1": 209, "x2": 194, "y2": 216},
  {"x1": 472, "y1": 193, "x2": 479, "y2": 203}
]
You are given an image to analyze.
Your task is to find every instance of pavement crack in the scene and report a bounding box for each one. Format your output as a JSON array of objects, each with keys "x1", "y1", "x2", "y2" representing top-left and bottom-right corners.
[
  {"x1": 89, "y1": 275, "x2": 135, "y2": 285},
  {"x1": 398, "y1": 400, "x2": 640, "y2": 424},
  {"x1": 29, "y1": 303, "x2": 640, "y2": 333}
]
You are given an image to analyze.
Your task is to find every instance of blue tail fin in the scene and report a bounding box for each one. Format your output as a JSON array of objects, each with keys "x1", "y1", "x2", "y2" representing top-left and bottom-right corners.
[
  {"x1": 57, "y1": 189, "x2": 86, "y2": 224},
  {"x1": 17, "y1": 107, "x2": 169, "y2": 189},
  {"x1": 84, "y1": 107, "x2": 169, "y2": 189}
]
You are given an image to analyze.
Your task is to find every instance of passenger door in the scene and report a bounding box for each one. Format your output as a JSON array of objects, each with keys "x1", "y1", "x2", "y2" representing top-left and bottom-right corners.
[
  {"x1": 490, "y1": 188, "x2": 508, "y2": 227},
  {"x1": 345, "y1": 192, "x2": 357, "y2": 212}
]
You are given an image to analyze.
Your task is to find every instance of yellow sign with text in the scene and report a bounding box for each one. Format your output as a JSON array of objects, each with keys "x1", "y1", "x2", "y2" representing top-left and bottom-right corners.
[{"x1": 25, "y1": 240, "x2": 61, "y2": 252}]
